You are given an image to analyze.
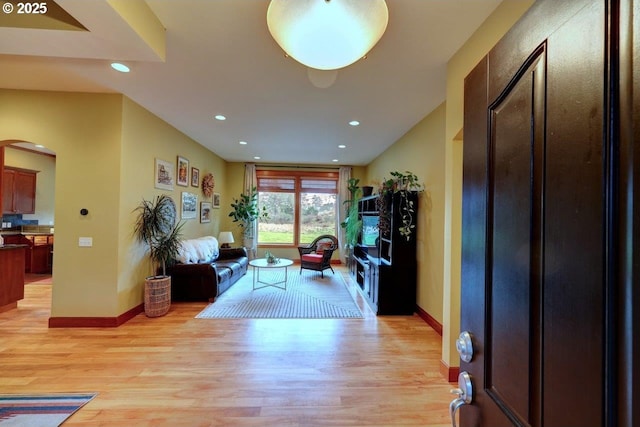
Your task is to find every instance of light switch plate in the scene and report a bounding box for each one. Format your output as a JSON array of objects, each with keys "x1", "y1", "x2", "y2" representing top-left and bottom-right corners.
[{"x1": 78, "y1": 237, "x2": 93, "y2": 247}]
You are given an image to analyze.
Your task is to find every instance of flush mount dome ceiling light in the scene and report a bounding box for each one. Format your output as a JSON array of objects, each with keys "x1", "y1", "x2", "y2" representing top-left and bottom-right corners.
[{"x1": 267, "y1": 0, "x2": 389, "y2": 71}]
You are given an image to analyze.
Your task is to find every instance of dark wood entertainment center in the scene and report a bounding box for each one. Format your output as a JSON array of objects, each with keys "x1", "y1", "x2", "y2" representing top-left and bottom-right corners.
[{"x1": 349, "y1": 192, "x2": 418, "y2": 315}]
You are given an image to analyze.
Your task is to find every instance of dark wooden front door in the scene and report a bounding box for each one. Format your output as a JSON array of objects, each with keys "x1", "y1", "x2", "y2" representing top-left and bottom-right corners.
[{"x1": 458, "y1": 0, "x2": 638, "y2": 426}]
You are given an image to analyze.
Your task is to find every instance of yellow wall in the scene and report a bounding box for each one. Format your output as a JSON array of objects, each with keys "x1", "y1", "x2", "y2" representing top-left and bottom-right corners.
[
  {"x1": 441, "y1": 0, "x2": 534, "y2": 369},
  {"x1": 4, "y1": 146, "x2": 56, "y2": 225},
  {"x1": 365, "y1": 103, "x2": 447, "y2": 321},
  {"x1": 350, "y1": 166, "x2": 366, "y2": 186},
  {"x1": 222, "y1": 162, "x2": 246, "y2": 243},
  {"x1": 0, "y1": 89, "x2": 226, "y2": 318},
  {"x1": 116, "y1": 97, "x2": 227, "y2": 313},
  {"x1": 0, "y1": 89, "x2": 124, "y2": 317}
]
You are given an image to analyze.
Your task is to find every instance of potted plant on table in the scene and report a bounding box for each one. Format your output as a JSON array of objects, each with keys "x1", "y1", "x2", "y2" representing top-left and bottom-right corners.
[
  {"x1": 264, "y1": 250, "x2": 280, "y2": 264},
  {"x1": 229, "y1": 186, "x2": 269, "y2": 257},
  {"x1": 134, "y1": 194, "x2": 183, "y2": 317}
]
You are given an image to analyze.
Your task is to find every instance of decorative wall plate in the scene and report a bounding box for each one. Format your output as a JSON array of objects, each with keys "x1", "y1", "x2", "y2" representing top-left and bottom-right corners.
[
  {"x1": 202, "y1": 173, "x2": 215, "y2": 198},
  {"x1": 158, "y1": 196, "x2": 177, "y2": 232}
]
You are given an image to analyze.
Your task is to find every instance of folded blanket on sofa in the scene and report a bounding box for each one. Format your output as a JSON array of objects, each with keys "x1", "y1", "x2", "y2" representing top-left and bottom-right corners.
[{"x1": 176, "y1": 236, "x2": 219, "y2": 264}]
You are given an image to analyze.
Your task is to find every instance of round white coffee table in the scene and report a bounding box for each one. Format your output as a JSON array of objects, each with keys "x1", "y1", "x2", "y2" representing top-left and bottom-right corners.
[{"x1": 249, "y1": 258, "x2": 294, "y2": 290}]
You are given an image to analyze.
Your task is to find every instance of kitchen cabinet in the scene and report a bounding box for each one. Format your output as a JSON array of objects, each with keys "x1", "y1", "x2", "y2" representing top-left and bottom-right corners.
[
  {"x1": 25, "y1": 234, "x2": 53, "y2": 274},
  {"x1": 2, "y1": 233, "x2": 53, "y2": 273},
  {"x1": 2, "y1": 167, "x2": 37, "y2": 214},
  {"x1": 0, "y1": 245, "x2": 26, "y2": 310}
]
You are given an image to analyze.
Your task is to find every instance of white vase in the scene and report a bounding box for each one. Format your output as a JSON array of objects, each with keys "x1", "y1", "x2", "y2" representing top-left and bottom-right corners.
[{"x1": 243, "y1": 237, "x2": 256, "y2": 259}]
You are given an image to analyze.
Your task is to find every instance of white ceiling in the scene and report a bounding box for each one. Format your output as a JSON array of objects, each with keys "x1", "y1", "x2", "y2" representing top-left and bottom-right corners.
[{"x1": 0, "y1": 0, "x2": 502, "y2": 166}]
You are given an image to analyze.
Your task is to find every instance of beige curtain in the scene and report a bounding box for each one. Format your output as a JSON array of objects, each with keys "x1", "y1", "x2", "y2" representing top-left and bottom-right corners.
[
  {"x1": 337, "y1": 166, "x2": 352, "y2": 263},
  {"x1": 243, "y1": 163, "x2": 258, "y2": 259}
]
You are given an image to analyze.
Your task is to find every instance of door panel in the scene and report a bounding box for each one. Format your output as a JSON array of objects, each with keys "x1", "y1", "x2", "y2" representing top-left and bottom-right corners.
[
  {"x1": 486, "y1": 49, "x2": 545, "y2": 426},
  {"x1": 543, "y1": 2, "x2": 604, "y2": 424},
  {"x1": 487, "y1": 1, "x2": 586, "y2": 103},
  {"x1": 619, "y1": 1, "x2": 640, "y2": 425},
  {"x1": 460, "y1": 55, "x2": 490, "y2": 425},
  {"x1": 460, "y1": 1, "x2": 608, "y2": 426}
]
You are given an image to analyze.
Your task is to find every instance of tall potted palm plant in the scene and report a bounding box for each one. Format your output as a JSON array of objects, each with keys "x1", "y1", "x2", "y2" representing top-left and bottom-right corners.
[
  {"x1": 229, "y1": 186, "x2": 269, "y2": 257},
  {"x1": 134, "y1": 194, "x2": 182, "y2": 317}
]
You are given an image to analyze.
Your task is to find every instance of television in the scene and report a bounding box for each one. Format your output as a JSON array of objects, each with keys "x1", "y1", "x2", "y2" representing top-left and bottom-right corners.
[{"x1": 361, "y1": 215, "x2": 379, "y2": 256}]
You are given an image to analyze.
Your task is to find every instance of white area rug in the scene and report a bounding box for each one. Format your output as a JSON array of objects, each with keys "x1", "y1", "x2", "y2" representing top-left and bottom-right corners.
[{"x1": 195, "y1": 269, "x2": 363, "y2": 319}]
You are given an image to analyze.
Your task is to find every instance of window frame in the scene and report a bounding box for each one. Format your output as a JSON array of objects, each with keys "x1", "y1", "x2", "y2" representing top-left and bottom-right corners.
[{"x1": 256, "y1": 169, "x2": 339, "y2": 248}]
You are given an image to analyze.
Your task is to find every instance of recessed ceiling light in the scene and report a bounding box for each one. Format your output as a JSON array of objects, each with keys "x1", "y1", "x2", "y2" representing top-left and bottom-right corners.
[
  {"x1": 338, "y1": 144, "x2": 346, "y2": 149},
  {"x1": 254, "y1": 156, "x2": 261, "y2": 160},
  {"x1": 349, "y1": 120, "x2": 360, "y2": 126},
  {"x1": 332, "y1": 159, "x2": 339, "y2": 162},
  {"x1": 110, "y1": 62, "x2": 130, "y2": 73},
  {"x1": 214, "y1": 115, "x2": 226, "y2": 121},
  {"x1": 239, "y1": 141, "x2": 248, "y2": 145}
]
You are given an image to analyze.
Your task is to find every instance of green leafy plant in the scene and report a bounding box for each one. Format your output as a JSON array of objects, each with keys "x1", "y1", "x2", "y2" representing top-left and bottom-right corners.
[
  {"x1": 133, "y1": 194, "x2": 183, "y2": 277},
  {"x1": 340, "y1": 178, "x2": 362, "y2": 247},
  {"x1": 229, "y1": 186, "x2": 269, "y2": 238},
  {"x1": 377, "y1": 171, "x2": 423, "y2": 241},
  {"x1": 264, "y1": 250, "x2": 280, "y2": 264}
]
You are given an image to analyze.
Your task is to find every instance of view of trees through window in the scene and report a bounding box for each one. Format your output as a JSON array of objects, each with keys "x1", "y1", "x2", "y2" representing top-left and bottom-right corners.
[
  {"x1": 299, "y1": 192, "x2": 337, "y2": 243},
  {"x1": 256, "y1": 171, "x2": 338, "y2": 245},
  {"x1": 258, "y1": 192, "x2": 295, "y2": 244},
  {"x1": 258, "y1": 192, "x2": 336, "y2": 244}
]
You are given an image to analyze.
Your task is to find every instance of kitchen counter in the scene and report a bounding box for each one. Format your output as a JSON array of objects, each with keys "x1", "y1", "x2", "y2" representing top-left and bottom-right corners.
[
  {"x1": 0, "y1": 243, "x2": 28, "y2": 250},
  {"x1": 1, "y1": 225, "x2": 54, "y2": 236},
  {"x1": 1, "y1": 233, "x2": 53, "y2": 274}
]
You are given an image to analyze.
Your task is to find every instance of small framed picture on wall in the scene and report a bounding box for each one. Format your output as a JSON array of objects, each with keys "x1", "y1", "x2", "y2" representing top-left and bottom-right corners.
[
  {"x1": 154, "y1": 158, "x2": 174, "y2": 191},
  {"x1": 181, "y1": 192, "x2": 197, "y2": 220},
  {"x1": 200, "y1": 202, "x2": 212, "y2": 223},
  {"x1": 213, "y1": 192, "x2": 221, "y2": 209},
  {"x1": 191, "y1": 167, "x2": 199, "y2": 187},
  {"x1": 177, "y1": 156, "x2": 189, "y2": 187}
]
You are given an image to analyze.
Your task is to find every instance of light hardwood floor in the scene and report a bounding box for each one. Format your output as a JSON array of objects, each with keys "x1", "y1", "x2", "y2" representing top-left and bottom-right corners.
[{"x1": 0, "y1": 270, "x2": 454, "y2": 427}]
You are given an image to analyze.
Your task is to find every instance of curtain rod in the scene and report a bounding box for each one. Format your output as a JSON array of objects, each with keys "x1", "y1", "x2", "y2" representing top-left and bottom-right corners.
[{"x1": 255, "y1": 164, "x2": 341, "y2": 170}]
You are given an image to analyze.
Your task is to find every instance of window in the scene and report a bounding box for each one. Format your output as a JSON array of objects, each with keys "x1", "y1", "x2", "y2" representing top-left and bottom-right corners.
[{"x1": 257, "y1": 170, "x2": 338, "y2": 246}]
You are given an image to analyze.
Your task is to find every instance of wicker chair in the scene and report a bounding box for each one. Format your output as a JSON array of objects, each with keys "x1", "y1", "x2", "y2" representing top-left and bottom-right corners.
[{"x1": 298, "y1": 235, "x2": 338, "y2": 277}]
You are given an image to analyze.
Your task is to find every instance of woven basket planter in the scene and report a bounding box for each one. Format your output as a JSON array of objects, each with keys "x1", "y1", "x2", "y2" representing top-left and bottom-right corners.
[{"x1": 144, "y1": 275, "x2": 171, "y2": 317}]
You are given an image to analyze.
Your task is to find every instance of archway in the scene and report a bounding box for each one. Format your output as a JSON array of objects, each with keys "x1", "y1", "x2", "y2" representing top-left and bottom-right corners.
[{"x1": 1, "y1": 139, "x2": 57, "y2": 313}]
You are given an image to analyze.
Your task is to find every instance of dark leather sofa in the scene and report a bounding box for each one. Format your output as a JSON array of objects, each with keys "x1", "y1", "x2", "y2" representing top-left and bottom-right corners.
[{"x1": 167, "y1": 247, "x2": 248, "y2": 302}]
